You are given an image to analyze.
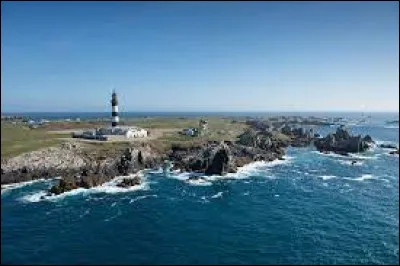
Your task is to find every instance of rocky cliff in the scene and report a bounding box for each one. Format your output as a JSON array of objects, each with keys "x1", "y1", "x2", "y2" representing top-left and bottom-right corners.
[{"x1": 314, "y1": 126, "x2": 374, "y2": 154}]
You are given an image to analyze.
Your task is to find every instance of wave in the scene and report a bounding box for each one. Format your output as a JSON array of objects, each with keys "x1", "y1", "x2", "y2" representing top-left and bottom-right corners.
[
  {"x1": 372, "y1": 140, "x2": 398, "y2": 151},
  {"x1": 186, "y1": 179, "x2": 213, "y2": 186},
  {"x1": 383, "y1": 125, "x2": 399, "y2": 129},
  {"x1": 312, "y1": 151, "x2": 377, "y2": 160},
  {"x1": 19, "y1": 173, "x2": 149, "y2": 203},
  {"x1": 343, "y1": 174, "x2": 376, "y2": 182},
  {"x1": 210, "y1": 191, "x2": 223, "y2": 199},
  {"x1": 205, "y1": 156, "x2": 294, "y2": 182},
  {"x1": 167, "y1": 156, "x2": 293, "y2": 184},
  {"x1": 129, "y1": 194, "x2": 157, "y2": 204},
  {"x1": 338, "y1": 160, "x2": 364, "y2": 166},
  {"x1": 319, "y1": 175, "x2": 337, "y2": 180},
  {"x1": 1, "y1": 178, "x2": 59, "y2": 195}
]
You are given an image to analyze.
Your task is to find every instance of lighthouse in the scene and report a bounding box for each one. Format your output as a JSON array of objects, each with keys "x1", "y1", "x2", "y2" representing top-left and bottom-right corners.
[{"x1": 111, "y1": 90, "x2": 119, "y2": 128}]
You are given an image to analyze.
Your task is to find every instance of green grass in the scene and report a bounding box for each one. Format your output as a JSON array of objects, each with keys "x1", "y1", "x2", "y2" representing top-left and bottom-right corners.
[
  {"x1": 1, "y1": 123, "x2": 70, "y2": 158},
  {"x1": 1, "y1": 117, "x2": 249, "y2": 158}
]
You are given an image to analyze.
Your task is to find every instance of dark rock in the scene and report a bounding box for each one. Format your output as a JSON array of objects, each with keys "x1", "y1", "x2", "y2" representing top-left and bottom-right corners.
[
  {"x1": 362, "y1": 135, "x2": 374, "y2": 143},
  {"x1": 116, "y1": 176, "x2": 141, "y2": 188},
  {"x1": 21, "y1": 166, "x2": 29, "y2": 174},
  {"x1": 205, "y1": 145, "x2": 231, "y2": 176},
  {"x1": 314, "y1": 126, "x2": 373, "y2": 154}
]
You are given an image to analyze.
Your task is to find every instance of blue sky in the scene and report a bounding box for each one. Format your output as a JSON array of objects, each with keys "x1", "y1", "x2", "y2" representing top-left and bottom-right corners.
[{"x1": 1, "y1": 1, "x2": 399, "y2": 112}]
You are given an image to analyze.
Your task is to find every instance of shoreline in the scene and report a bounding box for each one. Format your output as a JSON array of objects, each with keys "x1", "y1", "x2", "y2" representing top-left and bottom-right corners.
[{"x1": 1, "y1": 117, "x2": 385, "y2": 196}]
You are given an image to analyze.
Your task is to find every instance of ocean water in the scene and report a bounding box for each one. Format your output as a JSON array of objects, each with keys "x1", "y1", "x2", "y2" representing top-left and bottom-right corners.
[
  {"x1": 2, "y1": 111, "x2": 398, "y2": 123},
  {"x1": 1, "y1": 116, "x2": 399, "y2": 265}
]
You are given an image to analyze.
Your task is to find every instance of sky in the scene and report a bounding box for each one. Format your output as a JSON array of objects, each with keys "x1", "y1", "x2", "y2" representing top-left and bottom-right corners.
[{"x1": 1, "y1": 1, "x2": 399, "y2": 113}]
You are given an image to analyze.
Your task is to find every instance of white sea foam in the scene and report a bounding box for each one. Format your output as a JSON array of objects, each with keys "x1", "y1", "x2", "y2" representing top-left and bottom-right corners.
[
  {"x1": 129, "y1": 194, "x2": 157, "y2": 204},
  {"x1": 206, "y1": 156, "x2": 294, "y2": 182},
  {"x1": 146, "y1": 168, "x2": 164, "y2": 175},
  {"x1": 168, "y1": 156, "x2": 293, "y2": 184},
  {"x1": 168, "y1": 172, "x2": 193, "y2": 181},
  {"x1": 210, "y1": 192, "x2": 223, "y2": 199},
  {"x1": 19, "y1": 173, "x2": 149, "y2": 203},
  {"x1": 338, "y1": 160, "x2": 364, "y2": 166},
  {"x1": 348, "y1": 153, "x2": 378, "y2": 160},
  {"x1": 319, "y1": 175, "x2": 337, "y2": 180},
  {"x1": 1, "y1": 178, "x2": 57, "y2": 194},
  {"x1": 186, "y1": 179, "x2": 213, "y2": 186},
  {"x1": 313, "y1": 150, "x2": 377, "y2": 161},
  {"x1": 20, "y1": 191, "x2": 49, "y2": 202},
  {"x1": 343, "y1": 174, "x2": 376, "y2": 182},
  {"x1": 312, "y1": 151, "x2": 346, "y2": 159},
  {"x1": 383, "y1": 125, "x2": 399, "y2": 129},
  {"x1": 374, "y1": 140, "x2": 395, "y2": 146}
]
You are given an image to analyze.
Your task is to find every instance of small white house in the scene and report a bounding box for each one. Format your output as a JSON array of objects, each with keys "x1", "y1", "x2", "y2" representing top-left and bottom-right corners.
[
  {"x1": 125, "y1": 128, "x2": 148, "y2": 138},
  {"x1": 95, "y1": 126, "x2": 148, "y2": 139},
  {"x1": 183, "y1": 128, "x2": 196, "y2": 136}
]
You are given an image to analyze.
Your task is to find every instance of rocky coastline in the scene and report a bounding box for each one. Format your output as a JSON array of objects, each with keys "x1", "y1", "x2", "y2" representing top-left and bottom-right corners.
[{"x1": 1, "y1": 121, "x2": 378, "y2": 196}]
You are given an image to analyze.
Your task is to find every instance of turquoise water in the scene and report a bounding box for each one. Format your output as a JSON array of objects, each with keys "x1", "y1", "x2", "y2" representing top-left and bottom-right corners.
[{"x1": 1, "y1": 122, "x2": 399, "y2": 265}]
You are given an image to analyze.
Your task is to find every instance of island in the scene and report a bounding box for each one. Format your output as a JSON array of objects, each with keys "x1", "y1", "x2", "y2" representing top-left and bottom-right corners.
[{"x1": 1, "y1": 115, "x2": 376, "y2": 196}]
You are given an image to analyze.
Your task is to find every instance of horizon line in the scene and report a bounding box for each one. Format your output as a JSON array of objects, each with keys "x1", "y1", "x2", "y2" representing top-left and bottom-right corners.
[{"x1": 2, "y1": 110, "x2": 399, "y2": 114}]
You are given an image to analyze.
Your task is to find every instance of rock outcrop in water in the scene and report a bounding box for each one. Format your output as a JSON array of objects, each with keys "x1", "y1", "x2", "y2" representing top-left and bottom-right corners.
[
  {"x1": 168, "y1": 142, "x2": 236, "y2": 176},
  {"x1": 314, "y1": 126, "x2": 374, "y2": 154},
  {"x1": 167, "y1": 132, "x2": 288, "y2": 177}
]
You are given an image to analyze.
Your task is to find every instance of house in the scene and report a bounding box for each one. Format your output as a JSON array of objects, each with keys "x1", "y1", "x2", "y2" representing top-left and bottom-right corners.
[
  {"x1": 96, "y1": 126, "x2": 148, "y2": 138},
  {"x1": 183, "y1": 128, "x2": 196, "y2": 136}
]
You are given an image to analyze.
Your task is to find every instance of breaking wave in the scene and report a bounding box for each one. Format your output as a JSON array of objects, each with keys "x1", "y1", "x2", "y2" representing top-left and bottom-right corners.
[
  {"x1": 1, "y1": 178, "x2": 59, "y2": 195},
  {"x1": 383, "y1": 125, "x2": 399, "y2": 129},
  {"x1": 319, "y1": 175, "x2": 337, "y2": 180},
  {"x1": 312, "y1": 151, "x2": 378, "y2": 160},
  {"x1": 129, "y1": 194, "x2": 158, "y2": 204},
  {"x1": 343, "y1": 174, "x2": 376, "y2": 182},
  {"x1": 166, "y1": 156, "x2": 293, "y2": 184},
  {"x1": 210, "y1": 191, "x2": 224, "y2": 199},
  {"x1": 338, "y1": 160, "x2": 364, "y2": 166},
  {"x1": 19, "y1": 173, "x2": 149, "y2": 203}
]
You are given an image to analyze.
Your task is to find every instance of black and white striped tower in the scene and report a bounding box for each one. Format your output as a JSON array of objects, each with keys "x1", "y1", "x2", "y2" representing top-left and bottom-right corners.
[{"x1": 111, "y1": 90, "x2": 119, "y2": 128}]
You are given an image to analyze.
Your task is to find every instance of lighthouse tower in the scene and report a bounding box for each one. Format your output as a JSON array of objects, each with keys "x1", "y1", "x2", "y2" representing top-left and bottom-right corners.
[{"x1": 111, "y1": 90, "x2": 119, "y2": 128}]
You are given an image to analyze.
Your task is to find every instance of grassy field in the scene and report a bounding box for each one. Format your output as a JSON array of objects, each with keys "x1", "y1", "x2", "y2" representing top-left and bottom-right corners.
[
  {"x1": 1, "y1": 117, "x2": 249, "y2": 158},
  {"x1": 1, "y1": 122, "x2": 71, "y2": 158}
]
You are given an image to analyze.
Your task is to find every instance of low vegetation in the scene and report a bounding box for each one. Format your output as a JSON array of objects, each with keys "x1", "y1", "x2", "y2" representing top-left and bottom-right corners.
[
  {"x1": 1, "y1": 117, "x2": 249, "y2": 158},
  {"x1": 1, "y1": 123, "x2": 70, "y2": 158}
]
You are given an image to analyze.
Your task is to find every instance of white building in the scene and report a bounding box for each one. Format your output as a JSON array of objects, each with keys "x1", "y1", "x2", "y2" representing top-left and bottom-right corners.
[{"x1": 96, "y1": 126, "x2": 148, "y2": 139}]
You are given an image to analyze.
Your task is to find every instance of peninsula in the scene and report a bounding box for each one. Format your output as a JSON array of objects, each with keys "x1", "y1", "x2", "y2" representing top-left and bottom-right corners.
[{"x1": 1, "y1": 93, "x2": 387, "y2": 196}]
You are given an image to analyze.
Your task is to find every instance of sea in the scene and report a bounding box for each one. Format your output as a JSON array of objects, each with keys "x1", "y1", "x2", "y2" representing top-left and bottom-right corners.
[{"x1": 1, "y1": 112, "x2": 399, "y2": 265}]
